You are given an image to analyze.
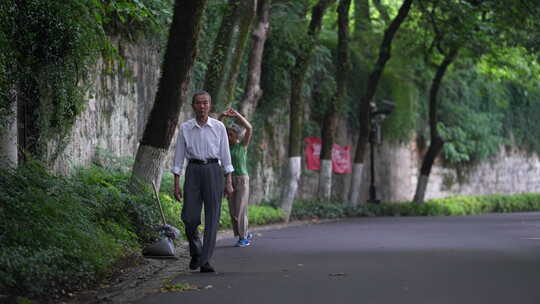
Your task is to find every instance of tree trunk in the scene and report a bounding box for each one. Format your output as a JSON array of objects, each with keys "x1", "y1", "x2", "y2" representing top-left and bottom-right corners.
[
  {"x1": 17, "y1": 78, "x2": 41, "y2": 161},
  {"x1": 413, "y1": 137, "x2": 444, "y2": 204},
  {"x1": 281, "y1": 156, "x2": 301, "y2": 222},
  {"x1": 223, "y1": 0, "x2": 257, "y2": 107},
  {"x1": 203, "y1": 0, "x2": 242, "y2": 108},
  {"x1": 318, "y1": 111, "x2": 337, "y2": 200},
  {"x1": 280, "y1": 0, "x2": 336, "y2": 221},
  {"x1": 130, "y1": 0, "x2": 207, "y2": 192},
  {"x1": 413, "y1": 47, "x2": 459, "y2": 204},
  {"x1": 348, "y1": 0, "x2": 413, "y2": 205},
  {"x1": 0, "y1": 90, "x2": 18, "y2": 168},
  {"x1": 239, "y1": 0, "x2": 271, "y2": 120},
  {"x1": 318, "y1": 159, "x2": 333, "y2": 199},
  {"x1": 353, "y1": 0, "x2": 370, "y2": 40},
  {"x1": 318, "y1": 0, "x2": 351, "y2": 201}
]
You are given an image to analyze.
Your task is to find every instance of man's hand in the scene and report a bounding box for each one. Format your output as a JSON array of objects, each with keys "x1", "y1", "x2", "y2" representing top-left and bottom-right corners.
[
  {"x1": 173, "y1": 174, "x2": 182, "y2": 202},
  {"x1": 174, "y1": 186, "x2": 183, "y2": 202}
]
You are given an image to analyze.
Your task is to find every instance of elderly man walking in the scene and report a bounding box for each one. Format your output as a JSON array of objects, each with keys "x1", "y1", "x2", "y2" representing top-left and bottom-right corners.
[{"x1": 172, "y1": 90, "x2": 234, "y2": 273}]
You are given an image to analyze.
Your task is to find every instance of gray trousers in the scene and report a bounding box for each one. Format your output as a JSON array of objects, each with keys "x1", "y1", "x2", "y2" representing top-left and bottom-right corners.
[{"x1": 181, "y1": 162, "x2": 224, "y2": 266}]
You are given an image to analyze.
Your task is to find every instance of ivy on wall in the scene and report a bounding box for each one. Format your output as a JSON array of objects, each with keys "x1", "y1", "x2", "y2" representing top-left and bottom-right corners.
[{"x1": 0, "y1": 0, "x2": 174, "y2": 160}]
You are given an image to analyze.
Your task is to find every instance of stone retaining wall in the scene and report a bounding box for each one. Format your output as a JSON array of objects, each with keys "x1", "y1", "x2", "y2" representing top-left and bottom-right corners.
[{"x1": 49, "y1": 43, "x2": 540, "y2": 204}]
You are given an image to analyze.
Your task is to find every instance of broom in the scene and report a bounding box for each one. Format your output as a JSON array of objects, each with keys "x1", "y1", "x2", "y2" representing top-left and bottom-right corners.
[{"x1": 142, "y1": 181, "x2": 180, "y2": 259}]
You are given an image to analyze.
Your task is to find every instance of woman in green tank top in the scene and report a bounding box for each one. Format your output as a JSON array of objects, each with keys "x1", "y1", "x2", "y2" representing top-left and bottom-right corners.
[{"x1": 218, "y1": 108, "x2": 253, "y2": 247}]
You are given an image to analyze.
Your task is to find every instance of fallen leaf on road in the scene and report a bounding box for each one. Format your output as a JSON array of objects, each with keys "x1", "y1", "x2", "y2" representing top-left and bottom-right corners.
[
  {"x1": 329, "y1": 272, "x2": 346, "y2": 277},
  {"x1": 146, "y1": 283, "x2": 200, "y2": 294}
]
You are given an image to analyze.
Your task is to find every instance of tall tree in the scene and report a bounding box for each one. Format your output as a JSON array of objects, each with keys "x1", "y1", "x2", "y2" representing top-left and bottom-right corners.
[
  {"x1": 130, "y1": 0, "x2": 208, "y2": 191},
  {"x1": 280, "y1": 0, "x2": 336, "y2": 222},
  {"x1": 318, "y1": 0, "x2": 351, "y2": 200},
  {"x1": 223, "y1": 0, "x2": 258, "y2": 108},
  {"x1": 239, "y1": 0, "x2": 271, "y2": 120},
  {"x1": 413, "y1": 46, "x2": 459, "y2": 203},
  {"x1": 348, "y1": 0, "x2": 413, "y2": 205},
  {"x1": 203, "y1": 0, "x2": 242, "y2": 109},
  {"x1": 411, "y1": 0, "x2": 538, "y2": 203}
]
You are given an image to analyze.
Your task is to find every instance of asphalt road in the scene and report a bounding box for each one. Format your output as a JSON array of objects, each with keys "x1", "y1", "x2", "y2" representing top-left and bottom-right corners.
[{"x1": 136, "y1": 212, "x2": 540, "y2": 304}]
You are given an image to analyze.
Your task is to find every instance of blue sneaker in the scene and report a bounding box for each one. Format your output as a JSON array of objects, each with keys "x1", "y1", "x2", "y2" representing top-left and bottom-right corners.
[
  {"x1": 246, "y1": 232, "x2": 253, "y2": 240},
  {"x1": 235, "y1": 238, "x2": 250, "y2": 247}
]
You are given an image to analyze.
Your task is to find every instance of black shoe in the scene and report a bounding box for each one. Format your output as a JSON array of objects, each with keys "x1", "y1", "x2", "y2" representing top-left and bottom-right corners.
[
  {"x1": 200, "y1": 262, "x2": 215, "y2": 273},
  {"x1": 189, "y1": 256, "x2": 200, "y2": 270}
]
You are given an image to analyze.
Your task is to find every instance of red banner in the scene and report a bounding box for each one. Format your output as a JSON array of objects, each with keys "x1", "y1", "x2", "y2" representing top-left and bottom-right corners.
[{"x1": 304, "y1": 137, "x2": 352, "y2": 174}]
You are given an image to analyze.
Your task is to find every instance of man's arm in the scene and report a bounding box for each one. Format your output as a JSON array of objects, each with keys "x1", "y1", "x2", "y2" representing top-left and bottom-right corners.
[
  {"x1": 172, "y1": 127, "x2": 186, "y2": 202},
  {"x1": 174, "y1": 174, "x2": 182, "y2": 201},
  {"x1": 219, "y1": 122, "x2": 235, "y2": 197}
]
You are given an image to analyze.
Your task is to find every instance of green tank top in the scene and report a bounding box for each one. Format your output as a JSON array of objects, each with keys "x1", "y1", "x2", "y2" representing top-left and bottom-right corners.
[{"x1": 230, "y1": 143, "x2": 248, "y2": 176}]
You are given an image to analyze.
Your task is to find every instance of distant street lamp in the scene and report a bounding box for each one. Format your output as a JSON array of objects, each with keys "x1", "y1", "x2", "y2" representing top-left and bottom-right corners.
[{"x1": 367, "y1": 100, "x2": 395, "y2": 204}]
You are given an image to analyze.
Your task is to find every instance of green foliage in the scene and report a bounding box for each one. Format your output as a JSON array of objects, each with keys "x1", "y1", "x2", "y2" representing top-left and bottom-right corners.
[
  {"x1": 219, "y1": 201, "x2": 285, "y2": 229},
  {"x1": 0, "y1": 0, "x2": 101, "y2": 155},
  {"x1": 290, "y1": 199, "x2": 348, "y2": 220},
  {"x1": 0, "y1": 162, "x2": 127, "y2": 296},
  {"x1": 0, "y1": 0, "x2": 174, "y2": 159},
  {"x1": 0, "y1": 160, "x2": 179, "y2": 297},
  {"x1": 501, "y1": 81, "x2": 540, "y2": 156},
  {"x1": 91, "y1": 0, "x2": 174, "y2": 41},
  {"x1": 246, "y1": 205, "x2": 286, "y2": 225},
  {"x1": 289, "y1": 194, "x2": 540, "y2": 219},
  {"x1": 379, "y1": 60, "x2": 419, "y2": 142}
]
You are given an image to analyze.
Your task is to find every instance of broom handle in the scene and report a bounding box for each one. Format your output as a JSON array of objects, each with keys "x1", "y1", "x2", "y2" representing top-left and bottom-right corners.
[{"x1": 152, "y1": 181, "x2": 168, "y2": 226}]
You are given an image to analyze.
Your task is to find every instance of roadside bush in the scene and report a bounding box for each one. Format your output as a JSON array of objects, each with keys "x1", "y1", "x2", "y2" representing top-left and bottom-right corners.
[
  {"x1": 219, "y1": 201, "x2": 285, "y2": 229},
  {"x1": 0, "y1": 161, "x2": 180, "y2": 297},
  {"x1": 247, "y1": 205, "x2": 285, "y2": 225},
  {"x1": 291, "y1": 193, "x2": 540, "y2": 219},
  {"x1": 0, "y1": 162, "x2": 129, "y2": 296},
  {"x1": 290, "y1": 200, "x2": 347, "y2": 220}
]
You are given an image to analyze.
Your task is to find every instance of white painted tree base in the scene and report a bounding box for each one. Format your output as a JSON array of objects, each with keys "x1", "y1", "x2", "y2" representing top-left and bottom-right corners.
[
  {"x1": 0, "y1": 101, "x2": 17, "y2": 169},
  {"x1": 318, "y1": 159, "x2": 332, "y2": 200},
  {"x1": 348, "y1": 163, "x2": 364, "y2": 206},
  {"x1": 280, "y1": 156, "x2": 301, "y2": 222},
  {"x1": 130, "y1": 144, "x2": 168, "y2": 192}
]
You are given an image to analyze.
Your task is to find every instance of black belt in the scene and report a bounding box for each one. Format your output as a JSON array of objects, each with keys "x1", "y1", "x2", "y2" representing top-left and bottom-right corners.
[{"x1": 189, "y1": 158, "x2": 218, "y2": 165}]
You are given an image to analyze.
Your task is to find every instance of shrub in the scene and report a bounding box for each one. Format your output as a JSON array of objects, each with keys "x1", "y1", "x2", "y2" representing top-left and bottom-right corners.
[
  {"x1": 305, "y1": 193, "x2": 540, "y2": 218},
  {"x1": 0, "y1": 161, "x2": 179, "y2": 297},
  {"x1": 0, "y1": 162, "x2": 130, "y2": 296},
  {"x1": 291, "y1": 200, "x2": 347, "y2": 220},
  {"x1": 219, "y1": 201, "x2": 285, "y2": 229}
]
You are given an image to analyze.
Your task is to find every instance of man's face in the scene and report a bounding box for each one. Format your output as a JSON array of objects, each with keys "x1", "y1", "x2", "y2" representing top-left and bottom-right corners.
[{"x1": 192, "y1": 94, "x2": 211, "y2": 119}]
